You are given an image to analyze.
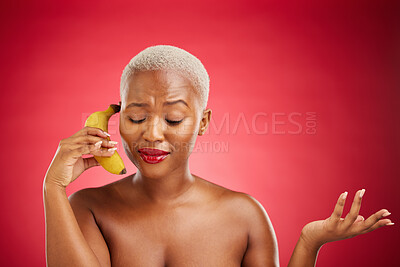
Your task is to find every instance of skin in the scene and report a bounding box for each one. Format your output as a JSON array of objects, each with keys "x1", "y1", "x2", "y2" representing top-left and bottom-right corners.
[
  {"x1": 43, "y1": 69, "x2": 394, "y2": 267},
  {"x1": 81, "y1": 69, "x2": 278, "y2": 266}
]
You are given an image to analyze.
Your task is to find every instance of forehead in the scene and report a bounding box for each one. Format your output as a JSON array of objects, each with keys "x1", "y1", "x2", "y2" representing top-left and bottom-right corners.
[{"x1": 123, "y1": 69, "x2": 198, "y2": 102}]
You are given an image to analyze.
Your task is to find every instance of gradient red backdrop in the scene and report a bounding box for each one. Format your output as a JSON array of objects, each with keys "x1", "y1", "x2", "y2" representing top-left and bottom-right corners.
[{"x1": 1, "y1": 0, "x2": 399, "y2": 266}]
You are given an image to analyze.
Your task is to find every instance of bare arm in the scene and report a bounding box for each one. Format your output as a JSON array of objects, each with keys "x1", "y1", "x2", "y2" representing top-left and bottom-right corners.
[
  {"x1": 43, "y1": 126, "x2": 116, "y2": 266},
  {"x1": 239, "y1": 194, "x2": 279, "y2": 267},
  {"x1": 286, "y1": 232, "x2": 321, "y2": 267},
  {"x1": 43, "y1": 183, "x2": 109, "y2": 266}
]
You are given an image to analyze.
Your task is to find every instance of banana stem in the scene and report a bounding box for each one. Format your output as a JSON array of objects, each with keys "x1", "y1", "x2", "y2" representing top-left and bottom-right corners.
[
  {"x1": 109, "y1": 104, "x2": 121, "y2": 113},
  {"x1": 102, "y1": 104, "x2": 120, "y2": 120}
]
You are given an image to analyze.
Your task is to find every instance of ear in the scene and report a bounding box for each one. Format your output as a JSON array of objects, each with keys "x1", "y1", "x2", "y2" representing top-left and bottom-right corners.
[{"x1": 198, "y1": 108, "x2": 212, "y2": 136}]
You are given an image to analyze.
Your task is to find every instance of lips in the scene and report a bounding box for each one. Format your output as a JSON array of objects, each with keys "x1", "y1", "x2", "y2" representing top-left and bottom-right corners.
[
  {"x1": 138, "y1": 148, "x2": 170, "y2": 164},
  {"x1": 138, "y1": 148, "x2": 170, "y2": 156}
]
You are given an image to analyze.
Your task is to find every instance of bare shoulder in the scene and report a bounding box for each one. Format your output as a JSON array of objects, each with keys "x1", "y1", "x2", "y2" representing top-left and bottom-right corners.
[
  {"x1": 220, "y1": 191, "x2": 278, "y2": 266},
  {"x1": 195, "y1": 177, "x2": 278, "y2": 265},
  {"x1": 67, "y1": 176, "x2": 128, "y2": 207},
  {"x1": 227, "y1": 191, "x2": 271, "y2": 220},
  {"x1": 68, "y1": 184, "x2": 107, "y2": 203},
  {"x1": 194, "y1": 175, "x2": 270, "y2": 219},
  {"x1": 222, "y1": 190, "x2": 272, "y2": 222}
]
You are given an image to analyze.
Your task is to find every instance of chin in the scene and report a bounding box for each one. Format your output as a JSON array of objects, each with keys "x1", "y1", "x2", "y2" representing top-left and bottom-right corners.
[{"x1": 136, "y1": 162, "x2": 172, "y2": 179}]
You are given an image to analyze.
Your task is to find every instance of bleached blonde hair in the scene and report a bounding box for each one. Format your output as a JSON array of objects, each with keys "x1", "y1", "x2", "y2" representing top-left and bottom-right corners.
[{"x1": 120, "y1": 45, "x2": 210, "y2": 111}]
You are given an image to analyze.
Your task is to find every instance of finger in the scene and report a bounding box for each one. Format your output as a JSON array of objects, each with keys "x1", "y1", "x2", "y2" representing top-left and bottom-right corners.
[
  {"x1": 364, "y1": 219, "x2": 393, "y2": 233},
  {"x1": 92, "y1": 146, "x2": 118, "y2": 157},
  {"x1": 330, "y1": 191, "x2": 348, "y2": 221},
  {"x1": 73, "y1": 126, "x2": 111, "y2": 138},
  {"x1": 363, "y1": 209, "x2": 392, "y2": 229},
  {"x1": 70, "y1": 135, "x2": 118, "y2": 148},
  {"x1": 343, "y1": 189, "x2": 365, "y2": 228},
  {"x1": 65, "y1": 140, "x2": 116, "y2": 155},
  {"x1": 83, "y1": 156, "x2": 101, "y2": 170},
  {"x1": 61, "y1": 140, "x2": 102, "y2": 152},
  {"x1": 63, "y1": 143, "x2": 118, "y2": 160},
  {"x1": 354, "y1": 215, "x2": 365, "y2": 223}
]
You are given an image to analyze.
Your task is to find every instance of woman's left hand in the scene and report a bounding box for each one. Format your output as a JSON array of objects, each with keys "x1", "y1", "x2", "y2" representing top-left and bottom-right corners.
[{"x1": 300, "y1": 189, "x2": 394, "y2": 249}]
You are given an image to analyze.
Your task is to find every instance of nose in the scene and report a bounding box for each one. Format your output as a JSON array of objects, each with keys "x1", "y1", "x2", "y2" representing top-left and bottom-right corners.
[{"x1": 142, "y1": 115, "x2": 165, "y2": 143}]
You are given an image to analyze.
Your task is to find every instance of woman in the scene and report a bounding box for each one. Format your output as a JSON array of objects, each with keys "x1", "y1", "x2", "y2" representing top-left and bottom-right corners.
[{"x1": 43, "y1": 45, "x2": 393, "y2": 266}]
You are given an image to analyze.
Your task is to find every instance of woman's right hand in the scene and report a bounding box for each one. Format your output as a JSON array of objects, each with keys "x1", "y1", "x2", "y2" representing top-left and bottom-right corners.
[{"x1": 44, "y1": 126, "x2": 118, "y2": 188}]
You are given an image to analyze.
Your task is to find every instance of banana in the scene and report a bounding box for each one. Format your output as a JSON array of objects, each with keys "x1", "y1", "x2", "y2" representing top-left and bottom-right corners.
[{"x1": 84, "y1": 104, "x2": 126, "y2": 175}]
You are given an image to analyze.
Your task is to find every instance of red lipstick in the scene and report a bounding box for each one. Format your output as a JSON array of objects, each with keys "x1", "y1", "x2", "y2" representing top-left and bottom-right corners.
[{"x1": 138, "y1": 148, "x2": 170, "y2": 164}]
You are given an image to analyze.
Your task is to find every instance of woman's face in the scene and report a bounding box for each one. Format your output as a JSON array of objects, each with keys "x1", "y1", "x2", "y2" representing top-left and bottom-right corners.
[{"x1": 119, "y1": 69, "x2": 211, "y2": 179}]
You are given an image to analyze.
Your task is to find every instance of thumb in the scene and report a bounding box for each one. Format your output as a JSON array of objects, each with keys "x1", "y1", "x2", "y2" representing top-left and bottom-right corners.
[
  {"x1": 83, "y1": 157, "x2": 101, "y2": 170},
  {"x1": 355, "y1": 215, "x2": 365, "y2": 223}
]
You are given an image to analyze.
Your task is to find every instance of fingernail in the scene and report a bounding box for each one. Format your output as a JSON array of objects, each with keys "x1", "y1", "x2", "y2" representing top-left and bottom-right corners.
[
  {"x1": 386, "y1": 222, "x2": 394, "y2": 226},
  {"x1": 108, "y1": 147, "x2": 117, "y2": 152},
  {"x1": 109, "y1": 141, "x2": 118, "y2": 146},
  {"x1": 94, "y1": 141, "x2": 102, "y2": 148},
  {"x1": 341, "y1": 192, "x2": 348, "y2": 200},
  {"x1": 103, "y1": 131, "x2": 111, "y2": 137},
  {"x1": 360, "y1": 189, "x2": 365, "y2": 198},
  {"x1": 382, "y1": 211, "x2": 391, "y2": 217}
]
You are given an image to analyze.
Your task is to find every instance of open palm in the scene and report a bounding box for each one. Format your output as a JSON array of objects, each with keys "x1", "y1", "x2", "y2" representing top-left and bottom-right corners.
[{"x1": 301, "y1": 189, "x2": 394, "y2": 248}]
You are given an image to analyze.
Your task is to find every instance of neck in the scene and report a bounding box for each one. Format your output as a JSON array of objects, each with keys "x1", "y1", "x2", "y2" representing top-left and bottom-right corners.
[{"x1": 132, "y1": 164, "x2": 195, "y2": 204}]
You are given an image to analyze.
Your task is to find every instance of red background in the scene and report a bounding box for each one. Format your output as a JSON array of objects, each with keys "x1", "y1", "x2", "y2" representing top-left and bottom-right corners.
[{"x1": 1, "y1": 0, "x2": 399, "y2": 266}]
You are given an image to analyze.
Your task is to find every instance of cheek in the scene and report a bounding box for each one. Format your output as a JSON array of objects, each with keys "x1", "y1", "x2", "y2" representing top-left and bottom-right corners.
[
  {"x1": 119, "y1": 116, "x2": 142, "y2": 143},
  {"x1": 169, "y1": 117, "x2": 198, "y2": 138},
  {"x1": 167, "y1": 118, "x2": 199, "y2": 154}
]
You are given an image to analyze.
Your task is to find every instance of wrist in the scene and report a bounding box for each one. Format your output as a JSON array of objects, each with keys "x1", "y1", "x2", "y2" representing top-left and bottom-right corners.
[
  {"x1": 300, "y1": 228, "x2": 324, "y2": 252},
  {"x1": 43, "y1": 180, "x2": 67, "y2": 192}
]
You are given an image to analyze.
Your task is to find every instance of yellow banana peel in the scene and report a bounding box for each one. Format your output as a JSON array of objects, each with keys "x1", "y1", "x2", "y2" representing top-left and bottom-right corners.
[{"x1": 84, "y1": 104, "x2": 126, "y2": 175}]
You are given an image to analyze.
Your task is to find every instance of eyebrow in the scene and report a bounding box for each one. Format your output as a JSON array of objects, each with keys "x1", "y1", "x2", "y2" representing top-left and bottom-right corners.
[{"x1": 126, "y1": 99, "x2": 190, "y2": 109}]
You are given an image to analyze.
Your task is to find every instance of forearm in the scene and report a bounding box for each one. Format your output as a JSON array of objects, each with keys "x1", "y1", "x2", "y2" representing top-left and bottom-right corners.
[
  {"x1": 43, "y1": 182, "x2": 101, "y2": 267},
  {"x1": 287, "y1": 232, "x2": 322, "y2": 267}
]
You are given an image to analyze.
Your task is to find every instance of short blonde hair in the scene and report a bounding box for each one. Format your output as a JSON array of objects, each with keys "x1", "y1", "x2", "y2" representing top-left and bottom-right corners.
[{"x1": 120, "y1": 45, "x2": 210, "y2": 111}]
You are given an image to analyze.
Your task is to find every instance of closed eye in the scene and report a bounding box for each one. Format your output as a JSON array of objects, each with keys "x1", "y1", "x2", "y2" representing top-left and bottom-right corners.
[
  {"x1": 128, "y1": 118, "x2": 183, "y2": 125},
  {"x1": 129, "y1": 118, "x2": 145, "y2": 123},
  {"x1": 166, "y1": 119, "x2": 183, "y2": 125}
]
